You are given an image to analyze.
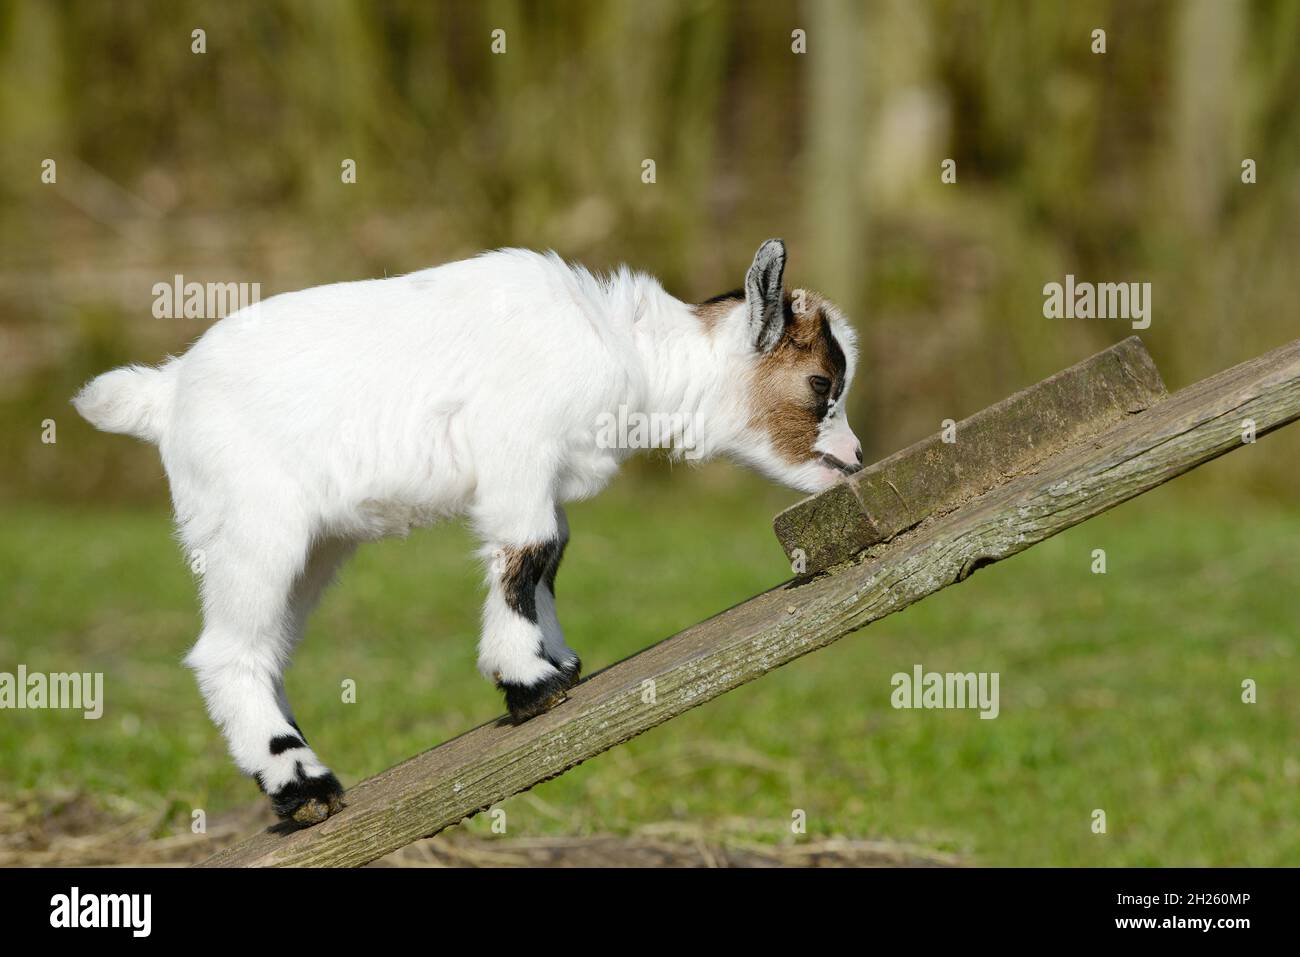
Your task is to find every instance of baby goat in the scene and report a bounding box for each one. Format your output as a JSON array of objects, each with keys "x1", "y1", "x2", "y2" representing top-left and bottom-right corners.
[{"x1": 73, "y1": 239, "x2": 861, "y2": 825}]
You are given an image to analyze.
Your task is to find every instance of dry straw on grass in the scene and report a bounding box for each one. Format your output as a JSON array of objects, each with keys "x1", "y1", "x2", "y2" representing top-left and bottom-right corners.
[{"x1": 0, "y1": 792, "x2": 959, "y2": 868}]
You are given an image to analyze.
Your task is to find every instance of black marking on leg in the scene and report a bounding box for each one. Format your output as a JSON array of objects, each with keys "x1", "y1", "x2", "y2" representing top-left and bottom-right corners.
[
  {"x1": 267, "y1": 762, "x2": 346, "y2": 823},
  {"x1": 500, "y1": 539, "x2": 560, "y2": 623},
  {"x1": 270, "y1": 734, "x2": 307, "y2": 755},
  {"x1": 288, "y1": 718, "x2": 308, "y2": 744},
  {"x1": 543, "y1": 535, "x2": 568, "y2": 596},
  {"x1": 498, "y1": 669, "x2": 572, "y2": 723}
]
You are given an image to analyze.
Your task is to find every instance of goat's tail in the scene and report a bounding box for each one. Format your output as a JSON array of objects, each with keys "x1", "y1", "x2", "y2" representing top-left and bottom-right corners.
[{"x1": 72, "y1": 359, "x2": 178, "y2": 445}]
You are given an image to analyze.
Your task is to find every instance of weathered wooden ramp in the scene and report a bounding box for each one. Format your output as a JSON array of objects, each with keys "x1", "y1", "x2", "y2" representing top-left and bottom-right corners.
[{"x1": 203, "y1": 336, "x2": 1300, "y2": 867}]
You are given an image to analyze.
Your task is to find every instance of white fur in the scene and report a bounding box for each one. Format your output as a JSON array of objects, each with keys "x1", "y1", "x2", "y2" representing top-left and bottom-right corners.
[{"x1": 72, "y1": 248, "x2": 858, "y2": 799}]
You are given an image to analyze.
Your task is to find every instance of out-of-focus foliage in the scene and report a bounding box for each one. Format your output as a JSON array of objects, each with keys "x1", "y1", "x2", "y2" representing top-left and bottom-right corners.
[{"x1": 2, "y1": 0, "x2": 1298, "y2": 502}]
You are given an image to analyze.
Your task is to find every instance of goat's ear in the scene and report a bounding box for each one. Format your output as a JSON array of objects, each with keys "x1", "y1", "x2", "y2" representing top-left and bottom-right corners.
[{"x1": 745, "y1": 238, "x2": 787, "y2": 353}]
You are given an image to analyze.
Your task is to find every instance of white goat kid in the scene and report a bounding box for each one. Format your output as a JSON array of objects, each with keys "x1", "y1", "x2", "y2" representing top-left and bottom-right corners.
[{"x1": 73, "y1": 239, "x2": 862, "y2": 825}]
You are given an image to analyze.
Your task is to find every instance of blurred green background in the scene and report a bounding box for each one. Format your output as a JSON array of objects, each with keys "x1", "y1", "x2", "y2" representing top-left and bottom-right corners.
[{"x1": 1, "y1": 0, "x2": 1297, "y2": 865}]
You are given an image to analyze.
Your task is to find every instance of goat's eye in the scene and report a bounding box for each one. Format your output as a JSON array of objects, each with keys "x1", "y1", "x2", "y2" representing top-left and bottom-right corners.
[{"x1": 809, "y1": 375, "x2": 832, "y2": 397}]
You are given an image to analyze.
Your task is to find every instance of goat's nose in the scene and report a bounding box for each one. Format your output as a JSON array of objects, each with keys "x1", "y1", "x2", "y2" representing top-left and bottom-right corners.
[{"x1": 854, "y1": 443, "x2": 864, "y2": 465}]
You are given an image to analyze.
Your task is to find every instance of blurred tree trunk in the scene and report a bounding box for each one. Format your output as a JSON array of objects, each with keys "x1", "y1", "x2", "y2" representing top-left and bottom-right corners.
[
  {"x1": 804, "y1": 0, "x2": 869, "y2": 319},
  {"x1": 0, "y1": 0, "x2": 64, "y2": 248},
  {"x1": 1172, "y1": 0, "x2": 1245, "y2": 364},
  {"x1": 1174, "y1": 0, "x2": 1244, "y2": 236}
]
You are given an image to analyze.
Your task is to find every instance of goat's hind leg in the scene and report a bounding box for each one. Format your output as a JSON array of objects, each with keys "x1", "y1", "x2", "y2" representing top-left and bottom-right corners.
[
  {"x1": 184, "y1": 520, "x2": 346, "y2": 825},
  {"x1": 536, "y1": 505, "x2": 580, "y2": 690}
]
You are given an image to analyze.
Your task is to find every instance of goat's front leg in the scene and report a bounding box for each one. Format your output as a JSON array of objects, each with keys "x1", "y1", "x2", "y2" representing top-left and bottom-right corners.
[{"x1": 476, "y1": 493, "x2": 580, "y2": 722}]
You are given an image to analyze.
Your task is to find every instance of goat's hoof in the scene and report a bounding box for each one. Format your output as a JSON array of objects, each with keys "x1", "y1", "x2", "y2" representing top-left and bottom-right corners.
[
  {"x1": 499, "y1": 670, "x2": 572, "y2": 723},
  {"x1": 268, "y1": 769, "x2": 346, "y2": 825},
  {"x1": 290, "y1": 793, "x2": 345, "y2": 826},
  {"x1": 554, "y1": 655, "x2": 583, "y2": 691}
]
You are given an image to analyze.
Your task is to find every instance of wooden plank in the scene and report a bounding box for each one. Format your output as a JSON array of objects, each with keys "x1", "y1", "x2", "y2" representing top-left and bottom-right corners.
[
  {"x1": 773, "y1": 336, "x2": 1167, "y2": 574},
  {"x1": 201, "y1": 338, "x2": 1300, "y2": 867}
]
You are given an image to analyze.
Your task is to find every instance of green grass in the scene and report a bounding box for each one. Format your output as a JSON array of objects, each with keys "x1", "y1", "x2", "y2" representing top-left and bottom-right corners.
[{"x1": 1, "y1": 465, "x2": 1297, "y2": 865}]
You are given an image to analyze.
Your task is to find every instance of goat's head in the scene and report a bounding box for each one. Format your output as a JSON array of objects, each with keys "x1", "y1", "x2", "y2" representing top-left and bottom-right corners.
[{"x1": 698, "y1": 239, "x2": 862, "y2": 494}]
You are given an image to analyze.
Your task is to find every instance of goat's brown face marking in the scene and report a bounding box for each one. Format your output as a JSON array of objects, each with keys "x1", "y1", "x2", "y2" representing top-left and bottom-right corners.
[{"x1": 748, "y1": 292, "x2": 848, "y2": 465}]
